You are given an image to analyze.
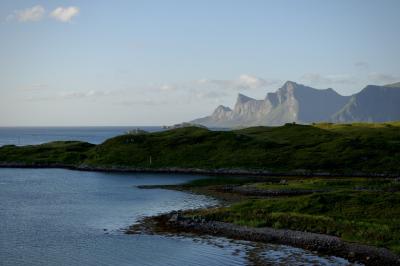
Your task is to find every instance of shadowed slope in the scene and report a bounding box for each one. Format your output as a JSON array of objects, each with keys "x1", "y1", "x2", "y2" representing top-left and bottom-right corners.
[{"x1": 1, "y1": 123, "x2": 399, "y2": 174}]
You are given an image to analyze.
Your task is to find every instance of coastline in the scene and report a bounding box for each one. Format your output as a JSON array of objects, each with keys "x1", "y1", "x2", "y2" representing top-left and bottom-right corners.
[
  {"x1": 1, "y1": 164, "x2": 399, "y2": 264},
  {"x1": 130, "y1": 177, "x2": 400, "y2": 265},
  {"x1": 0, "y1": 162, "x2": 398, "y2": 178},
  {"x1": 127, "y1": 211, "x2": 400, "y2": 266}
]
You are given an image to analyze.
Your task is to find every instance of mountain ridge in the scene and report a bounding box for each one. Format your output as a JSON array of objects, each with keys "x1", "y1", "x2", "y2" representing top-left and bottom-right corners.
[{"x1": 191, "y1": 81, "x2": 400, "y2": 127}]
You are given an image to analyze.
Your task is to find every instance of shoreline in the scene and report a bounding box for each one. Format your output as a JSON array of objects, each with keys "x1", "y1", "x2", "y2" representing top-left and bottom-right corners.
[
  {"x1": 2, "y1": 165, "x2": 399, "y2": 264},
  {"x1": 127, "y1": 211, "x2": 400, "y2": 266},
  {"x1": 0, "y1": 163, "x2": 398, "y2": 178}
]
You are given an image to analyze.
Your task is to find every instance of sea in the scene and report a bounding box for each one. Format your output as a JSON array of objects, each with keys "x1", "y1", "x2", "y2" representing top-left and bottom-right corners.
[
  {"x1": 0, "y1": 128, "x2": 358, "y2": 265},
  {"x1": 0, "y1": 127, "x2": 164, "y2": 146}
]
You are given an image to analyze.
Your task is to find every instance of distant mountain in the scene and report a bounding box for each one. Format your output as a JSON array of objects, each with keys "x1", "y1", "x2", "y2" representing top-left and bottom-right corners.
[
  {"x1": 191, "y1": 81, "x2": 400, "y2": 127},
  {"x1": 331, "y1": 85, "x2": 400, "y2": 123},
  {"x1": 384, "y1": 82, "x2": 400, "y2": 88}
]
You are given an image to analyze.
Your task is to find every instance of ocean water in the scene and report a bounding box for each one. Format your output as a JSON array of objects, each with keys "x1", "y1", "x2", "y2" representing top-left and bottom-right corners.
[
  {"x1": 0, "y1": 129, "x2": 358, "y2": 265},
  {"x1": 0, "y1": 169, "x2": 357, "y2": 266},
  {"x1": 0, "y1": 127, "x2": 164, "y2": 146}
]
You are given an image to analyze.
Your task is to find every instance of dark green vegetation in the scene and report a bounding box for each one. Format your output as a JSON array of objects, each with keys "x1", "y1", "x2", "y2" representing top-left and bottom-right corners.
[
  {"x1": 253, "y1": 177, "x2": 400, "y2": 191},
  {"x1": 182, "y1": 176, "x2": 273, "y2": 187},
  {"x1": 0, "y1": 141, "x2": 94, "y2": 165},
  {"x1": 182, "y1": 177, "x2": 400, "y2": 254},
  {"x1": 1, "y1": 122, "x2": 399, "y2": 174}
]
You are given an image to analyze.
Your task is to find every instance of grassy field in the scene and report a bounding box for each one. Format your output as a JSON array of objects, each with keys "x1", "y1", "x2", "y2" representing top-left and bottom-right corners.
[
  {"x1": 0, "y1": 122, "x2": 399, "y2": 174},
  {"x1": 182, "y1": 176, "x2": 400, "y2": 254},
  {"x1": 253, "y1": 177, "x2": 400, "y2": 191}
]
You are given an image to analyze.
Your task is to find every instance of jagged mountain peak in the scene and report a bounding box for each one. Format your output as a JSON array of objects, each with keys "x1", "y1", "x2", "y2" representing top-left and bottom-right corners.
[
  {"x1": 236, "y1": 93, "x2": 255, "y2": 104},
  {"x1": 213, "y1": 105, "x2": 232, "y2": 113},
  {"x1": 282, "y1": 80, "x2": 299, "y2": 87},
  {"x1": 191, "y1": 81, "x2": 400, "y2": 127},
  {"x1": 279, "y1": 81, "x2": 299, "y2": 92},
  {"x1": 216, "y1": 105, "x2": 231, "y2": 110}
]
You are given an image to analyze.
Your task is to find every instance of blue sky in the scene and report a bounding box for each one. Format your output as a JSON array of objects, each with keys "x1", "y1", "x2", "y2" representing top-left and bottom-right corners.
[{"x1": 1, "y1": 0, "x2": 399, "y2": 126}]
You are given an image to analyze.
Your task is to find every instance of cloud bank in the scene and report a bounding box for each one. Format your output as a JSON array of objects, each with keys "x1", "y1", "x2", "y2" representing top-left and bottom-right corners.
[
  {"x1": 300, "y1": 73, "x2": 356, "y2": 86},
  {"x1": 367, "y1": 73, "x2": 399, "y2": 85},
  {"x1": 198, "y1": 74, "x2": 280, "y2": 91}
]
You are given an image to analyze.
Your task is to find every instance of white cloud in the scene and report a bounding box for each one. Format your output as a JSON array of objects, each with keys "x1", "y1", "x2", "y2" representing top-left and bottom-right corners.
[
  {"x1": 7, "y1": 5, "x2": 45, "y2": 22},
  {"x1": 116, "y1": 99, "x2": 168, "y2": 106},
  {"x1": 196, "y1": 74, "x2": 280, "y2": 91},
  {"x1": 237, "y1": 74, "x2": 267, "y2": 89},
  {"x1": 27, "y1": 89, "x2": 119, "y2": 101},
  {"x1": 50, "y1": 6, "x2": 79, "y2": 22},
  {"x1": 59, "y1": 90, "x2": 113, "y2": 99},
  {"x1": 150, "y1": 74, "x2": 281, "y2": 104},
  {"x1": 194, "y1": 91, "x2": 228, "y2": 100},
  {"x1": 159, "y1": 84, "x2": 177, "y2": 91},
  {"x1": 300, "y1": 73, "x2": 356, "y2": 86},
  {"x1": 367, "y1": 73, "x2": 399, "y2": 85}
]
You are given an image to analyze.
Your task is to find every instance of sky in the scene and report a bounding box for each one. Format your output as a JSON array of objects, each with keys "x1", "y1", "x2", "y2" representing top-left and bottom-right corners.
[{"x1": 0, "y1": 0, "x2": 399, "y2": 126}]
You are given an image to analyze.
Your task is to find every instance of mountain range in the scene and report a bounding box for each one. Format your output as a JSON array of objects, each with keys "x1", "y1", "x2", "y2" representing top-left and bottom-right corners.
[{"x1": 191, "y1": 81, "x2": 400, "y2": 127}]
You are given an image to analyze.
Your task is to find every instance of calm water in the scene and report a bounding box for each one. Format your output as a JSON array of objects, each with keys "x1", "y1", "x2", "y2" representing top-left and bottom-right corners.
[
  {"x1": 0, "y1": 168, "x2": 357, "y2": 266},
  {"x1": 0, "y1": 127, "x2": 164, "y2": 146}
]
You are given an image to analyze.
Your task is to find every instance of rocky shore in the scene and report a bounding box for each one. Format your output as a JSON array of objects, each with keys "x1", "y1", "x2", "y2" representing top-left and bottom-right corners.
[{"x1": 127, "y1": 211, "x2": 400, "y2": 266}]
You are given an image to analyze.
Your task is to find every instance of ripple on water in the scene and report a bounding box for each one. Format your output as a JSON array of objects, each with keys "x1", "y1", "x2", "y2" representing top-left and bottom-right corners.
[
  {"x1": 0, "y1": 168, "x2": 358, "y2": 266},
  {"x1": 258, "y1": 244, "x2": 363, "y2": 266}
]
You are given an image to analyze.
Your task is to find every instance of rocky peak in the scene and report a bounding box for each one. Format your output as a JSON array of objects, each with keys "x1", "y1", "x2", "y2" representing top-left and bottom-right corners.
[
  {"x1": 275, "y1": 81, "x2": 300, "y2": 103},
  {"x1": 191, "y1": 81, "x2": 398, "y2": 128},
  {"x1": 236, "y1": 93, "x2": 255, "y2": 104},
  {"x1": 210, "y1": 105, "x2": 233, "y2": 121},
  {"x1": 281, "y1": 81, "x2": 299, "y2": 91},
  {"x1": 265, "y1": 92, "x2": 279, "y2": 106},
  {"x1": 212, "y1": 105, "x2": 232, "y2": 115}
]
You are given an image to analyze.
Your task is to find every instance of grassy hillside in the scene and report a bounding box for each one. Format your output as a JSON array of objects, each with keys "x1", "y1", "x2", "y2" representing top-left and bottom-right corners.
[
  {"x1": 0, "y1": 141, "x2": 94, "y2": 165},
  {"x1": 0, "y1": 122, "x2": 399, "y2": 174},
  {"x1": 188, "y1": 179, "x2": 400, "y2": 253}
]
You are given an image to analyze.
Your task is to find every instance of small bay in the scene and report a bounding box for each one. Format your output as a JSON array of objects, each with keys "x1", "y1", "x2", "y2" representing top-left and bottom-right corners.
[{"x1": 0, "y1": 168, "x2": 356, "y2": 265}]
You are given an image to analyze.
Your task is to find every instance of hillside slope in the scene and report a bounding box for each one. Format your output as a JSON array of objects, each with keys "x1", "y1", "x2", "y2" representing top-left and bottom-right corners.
[
  {"x1": 332, "y1": 85, "x2": 400, "y2": 122},
  {"x1": 1, "y1": 123, "x2": 399, "y2": 174}
]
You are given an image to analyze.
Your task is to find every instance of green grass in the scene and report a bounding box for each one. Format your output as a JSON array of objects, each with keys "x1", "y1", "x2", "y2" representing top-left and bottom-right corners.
[
  {"x1": 0, "y1": 141, "x2": 94, "y2": 165},
  {"x1": 83, "y1": 122, "x2": 400, "y2": 173},
  {"x1": 0, "y1": 122, "x2": 399, "y2": 174},
  {"x1": 254, "y1": 177, "x2": 399, "y2": 192},
  {"x1": 194, "y1": 190, "x2": 400, "y2": 253},
  {"x1": 181, "y1": 175, "x2": 400, "y2": 253},
  {"x1": 182, "y1": 176, "x2": 280, "y2": 187}
]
